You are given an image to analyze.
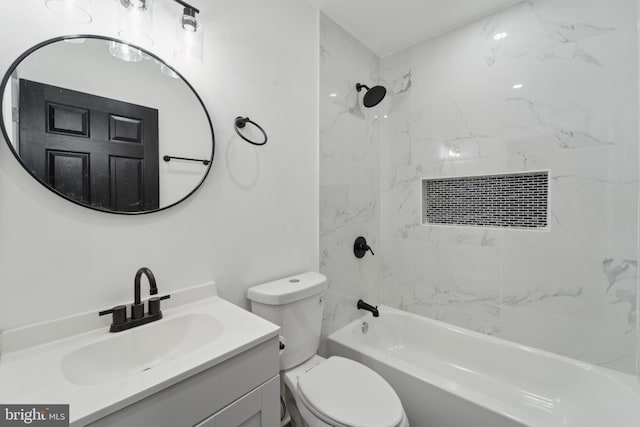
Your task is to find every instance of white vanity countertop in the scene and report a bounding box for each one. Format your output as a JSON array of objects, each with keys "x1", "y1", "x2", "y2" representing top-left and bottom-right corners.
[{"x1": 0, "y1": 294, "x2": 280, "y2": 426}]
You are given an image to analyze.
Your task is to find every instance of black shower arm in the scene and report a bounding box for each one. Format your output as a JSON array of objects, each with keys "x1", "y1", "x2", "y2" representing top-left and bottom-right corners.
[{"x1": 356, "y1": 83, "x2": 370, "y2": 92}]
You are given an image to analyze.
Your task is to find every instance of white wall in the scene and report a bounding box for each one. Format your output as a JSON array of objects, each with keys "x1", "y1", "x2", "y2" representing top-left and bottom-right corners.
[
  {"x1": 379, "y1": 0, "x2": 638, "y2": 374},
  {"x1": 0, "y1": 0, "x2": 319, "y2": 330}
]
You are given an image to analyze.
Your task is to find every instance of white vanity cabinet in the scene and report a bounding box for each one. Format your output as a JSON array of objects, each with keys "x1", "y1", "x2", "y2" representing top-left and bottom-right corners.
[
  {"x1": 87, "y1": 338, "x2": 280, "y2": 427},
  {"x1": 0, "y1": 288, "x2": 282, "y2": 427}
]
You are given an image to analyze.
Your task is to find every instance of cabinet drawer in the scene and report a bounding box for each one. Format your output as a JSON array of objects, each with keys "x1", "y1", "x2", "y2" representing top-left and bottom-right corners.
[{"x1": 195, "y1": 375, "x2": 279, "y2": 427}]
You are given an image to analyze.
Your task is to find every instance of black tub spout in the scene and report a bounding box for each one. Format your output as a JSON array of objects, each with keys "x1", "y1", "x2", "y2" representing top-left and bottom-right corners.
[{"x1": 357, "y1": 299, "x2": 379, "y2": 317}]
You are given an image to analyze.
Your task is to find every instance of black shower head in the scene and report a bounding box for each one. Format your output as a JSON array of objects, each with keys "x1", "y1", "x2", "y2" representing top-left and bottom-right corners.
[{"x1": 356, "y1": 83, "x2": 387, "y2": 108}]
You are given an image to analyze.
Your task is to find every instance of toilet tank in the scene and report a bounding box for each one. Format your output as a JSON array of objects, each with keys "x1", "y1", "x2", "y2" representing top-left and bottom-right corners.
[{"x1": 247, "y1": 272, "x2": 328, "y2": 370}]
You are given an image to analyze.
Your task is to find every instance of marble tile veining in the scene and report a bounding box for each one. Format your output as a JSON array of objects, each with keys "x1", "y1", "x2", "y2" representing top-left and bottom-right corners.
[
  {"x1": 321, "y1": 0, "x2": 638, "y2": 376},
  {"x1": 379, "y1": 0, "x2": 639, "y2": 375}
]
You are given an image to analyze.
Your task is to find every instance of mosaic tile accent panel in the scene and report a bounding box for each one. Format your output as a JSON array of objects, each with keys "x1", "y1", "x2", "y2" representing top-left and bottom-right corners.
[{"x1": 423, "y1": 172, "x2": 549, "y2": 228}]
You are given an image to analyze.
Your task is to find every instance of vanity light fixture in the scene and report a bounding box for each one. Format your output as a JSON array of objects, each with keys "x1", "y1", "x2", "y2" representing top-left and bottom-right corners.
[
  {"x1": 180, "y1": 6, "x2": 199, "y2": 32},
  {"x1": 46, "y1": 0, "x2": 205, "y2": 64},
  {"x1": 115, "y1": 0, "x2": 155, "y2": 48},
  {"x1": 44, "y1": 0, "x2": 92, "y2": 24},
  {"x1": 172, "y1": 0, "x2": 204, "y2": 64}
]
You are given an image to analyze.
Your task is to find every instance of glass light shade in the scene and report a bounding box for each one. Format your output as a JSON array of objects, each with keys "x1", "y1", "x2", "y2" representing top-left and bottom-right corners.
[
  {"x1": 108, "y1": 41, "x2": 143, "y2": 62},
  {"x1": 173, "y1": 15, "x2": 204, "y2": 65},
  {"x1": 116, "y1": 0, "x2": 154, "y2": 48},
  {"x1": 44, "y1": 0, "x2": 92, "y2": 24}
]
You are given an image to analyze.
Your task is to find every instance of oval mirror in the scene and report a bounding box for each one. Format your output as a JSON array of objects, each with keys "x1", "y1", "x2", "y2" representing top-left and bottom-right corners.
[{"x1": 0, "y1": 35, "x2": 214, "y2": 214}]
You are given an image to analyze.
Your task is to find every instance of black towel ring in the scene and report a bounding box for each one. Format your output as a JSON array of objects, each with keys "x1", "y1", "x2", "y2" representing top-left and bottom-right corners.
[{"x1": 234, "y1": 116, "x2": 268, "y2": 146}]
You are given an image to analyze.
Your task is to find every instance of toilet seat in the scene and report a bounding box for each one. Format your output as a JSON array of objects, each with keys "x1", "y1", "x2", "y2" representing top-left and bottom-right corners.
[{"x1": 297, "y1": 356, "x2": 404, "y2": 427}]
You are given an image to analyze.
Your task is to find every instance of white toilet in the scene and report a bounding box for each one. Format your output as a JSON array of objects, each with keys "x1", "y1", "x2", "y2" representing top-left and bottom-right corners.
[{"x1": 248, "y1": 272, "x2": 409, "y2": 427}]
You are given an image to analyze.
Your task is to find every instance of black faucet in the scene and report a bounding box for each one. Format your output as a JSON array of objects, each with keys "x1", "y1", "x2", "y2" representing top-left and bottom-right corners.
[
  {"x1": 133, "y1": 267, "x2": 158, "y2": 319},
  {"x1": 357, "y1": 299, "x2": 379, "y2": 317},
  {"x1": 99, "y1": 267, "x2": 170, "y2": 333}
]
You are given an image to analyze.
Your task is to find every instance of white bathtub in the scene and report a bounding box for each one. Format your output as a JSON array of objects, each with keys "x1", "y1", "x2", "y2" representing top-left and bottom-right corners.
[{"x1": 327, "y1": 306, "x2": 640, "y2": 427}]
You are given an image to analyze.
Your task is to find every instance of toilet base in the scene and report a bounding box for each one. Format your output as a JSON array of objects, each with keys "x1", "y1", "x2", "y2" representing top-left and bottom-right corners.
[
  {"x1": 283, "y1": 383, "x2": 305, "y2": 427},
  {"x1": 282, "y1": 355, "x2": 325, "y2": 427}
]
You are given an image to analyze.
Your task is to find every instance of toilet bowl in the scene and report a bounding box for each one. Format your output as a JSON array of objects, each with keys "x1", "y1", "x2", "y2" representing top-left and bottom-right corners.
[
  {"x1": 284, "y1": 355, "x2": 409, "y2": 427},
  {"x1": 247, "y1": 272, "x2": 410, "y2": 427}
]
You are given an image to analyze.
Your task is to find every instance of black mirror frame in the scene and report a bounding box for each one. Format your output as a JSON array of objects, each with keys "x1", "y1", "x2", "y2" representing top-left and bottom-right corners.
[{"x1": 0, "y1": 34, "x2": 215, "y2": 215}]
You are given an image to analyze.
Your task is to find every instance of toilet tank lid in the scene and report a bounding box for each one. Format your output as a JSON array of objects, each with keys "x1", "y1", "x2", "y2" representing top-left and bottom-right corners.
[{"x1": 247, "y1": 272, "x2": 328, "y2": 305}]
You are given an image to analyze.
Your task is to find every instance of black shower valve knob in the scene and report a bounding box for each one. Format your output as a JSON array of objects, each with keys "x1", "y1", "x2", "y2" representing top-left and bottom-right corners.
[{"x1": 354, "y1": 236, "x2": 374, "y2": 258}]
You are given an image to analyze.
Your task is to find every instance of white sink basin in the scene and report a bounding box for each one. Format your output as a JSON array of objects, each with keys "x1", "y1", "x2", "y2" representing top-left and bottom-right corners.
[{"x1": 61, "y1": 313, "x2": 224, "y2": 386}]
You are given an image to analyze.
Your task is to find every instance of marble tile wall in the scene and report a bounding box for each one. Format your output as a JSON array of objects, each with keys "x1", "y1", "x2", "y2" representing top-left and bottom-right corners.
[
  {"x1": 379, "y1": 0, "x2": 639, "y2": 374},
  {"x1": 318, "y1": 13, "x2": 382, "y2": 354}
]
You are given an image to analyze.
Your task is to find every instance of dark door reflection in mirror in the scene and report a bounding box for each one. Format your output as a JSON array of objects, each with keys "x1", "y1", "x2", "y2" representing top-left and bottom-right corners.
[
  {"x1": 0, "y1": 36, "x2": 214, "y2": 214},
  {"x1": 20, "y1": 80, "x2": 160, "y2": 211}
]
